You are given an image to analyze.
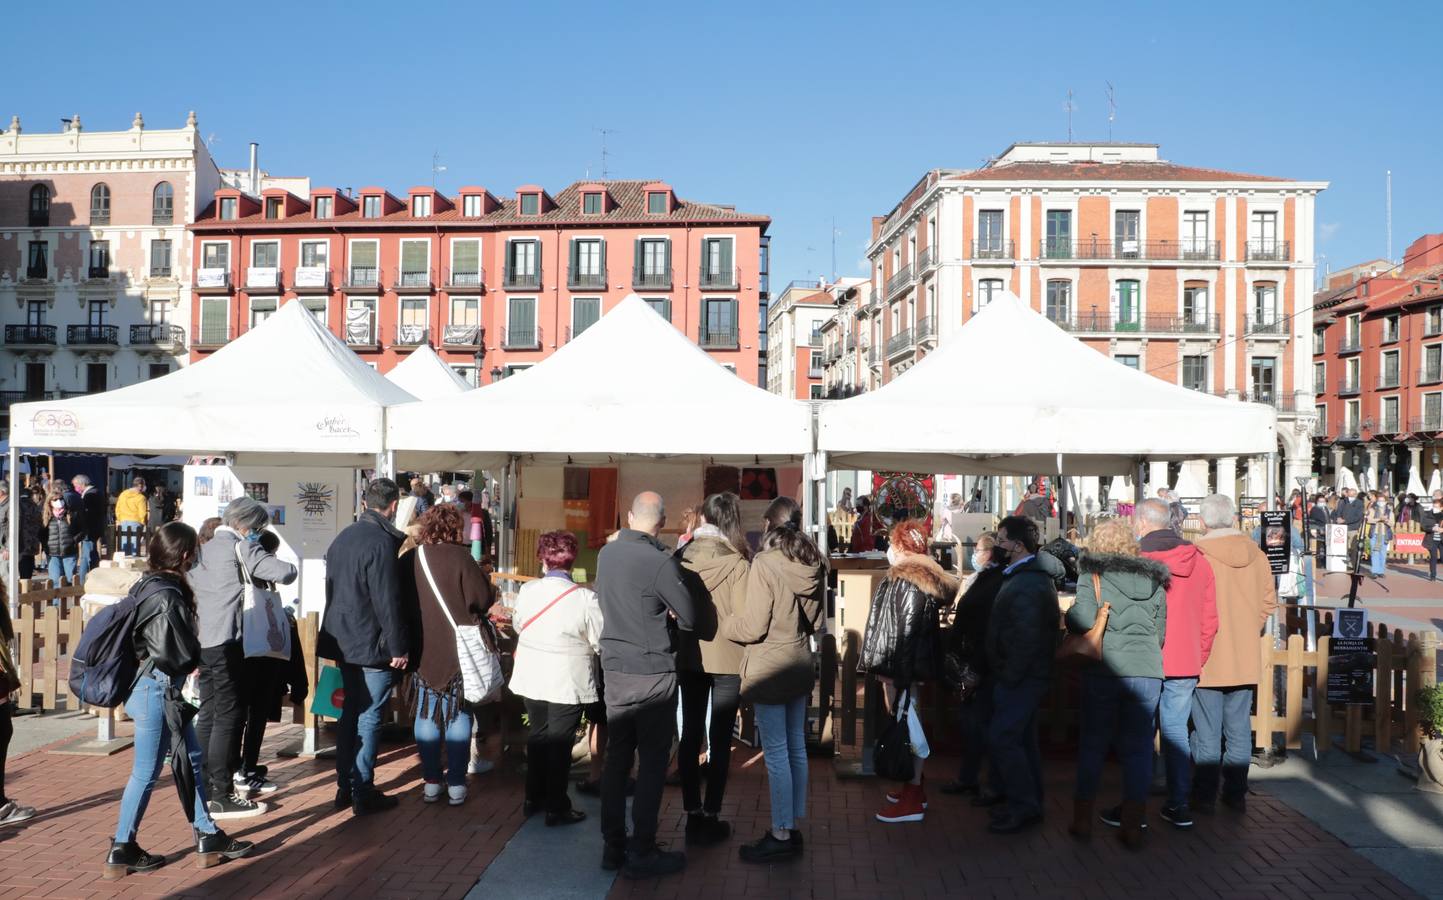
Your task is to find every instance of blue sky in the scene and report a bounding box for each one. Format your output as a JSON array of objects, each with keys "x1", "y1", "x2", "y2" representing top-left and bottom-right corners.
[{"x1": 12, "y1": 1, "x2": 1441, "y2": 288}]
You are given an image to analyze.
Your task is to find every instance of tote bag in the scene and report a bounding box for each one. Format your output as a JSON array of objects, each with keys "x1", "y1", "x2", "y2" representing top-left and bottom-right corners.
[
  {"x1": 419, "y1": 547, "x2": 504, "y2": 704},
  {"x1": 310, "y1": 664, "x2": 345, "y2": 719},
  {"x1": 238, "y1": 543, "x2": 292, "y2": 661}
]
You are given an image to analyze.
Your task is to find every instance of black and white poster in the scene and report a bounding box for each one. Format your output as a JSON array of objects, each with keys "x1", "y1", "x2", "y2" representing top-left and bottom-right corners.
[
  {"x1": 1327, "y1": 608, "x2": 1374, "y2": 705},
  {"x1": 1259, "y1": 510, "x2": 1290, "y2": 575}
]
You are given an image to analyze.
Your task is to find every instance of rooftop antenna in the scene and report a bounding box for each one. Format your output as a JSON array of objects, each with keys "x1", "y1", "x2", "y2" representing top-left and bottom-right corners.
[
  {"x1": 1063, "y1": 89, "x2": 1075, "y2": 142},
  {"x1": 596, "y1": 128, "x2": 618, "y2": 180},
  {"x1": 205, "y1": 132, "x2": 219, "y2": 150},
  {"x1": 1105, "y1": 82, "x2": 1116, "y2": 141},
  {"x1": 431, "y1": 150, "x2": 447, "y2": 188},
  {"x1": 1386, "y1": 169, "x2": 1393, "y2": 262},
  {"x1": 831, "y1": 217, "x2": 841, "y2": 283}
]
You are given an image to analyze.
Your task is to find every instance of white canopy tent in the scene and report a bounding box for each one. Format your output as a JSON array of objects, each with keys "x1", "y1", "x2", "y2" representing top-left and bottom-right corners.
[
  {"x1": 818, "y1": 293, "x2": 1277, "y2": 477},
  {"x1": 386, "y1": 294, "x2": 812, "y2": 471},
  {"x1": 1338, "y1": 468, "x2": 1360, "y2": 492},
  {"x1": 385, "y1": 344, "x2": 472, "y2": 400},
  {"x1": 1408, "y1": 467, "x2": 1427, "y2": 497},
  {"x1": 1429, "y1": 468, "x2": 1441, "y2": 496}
]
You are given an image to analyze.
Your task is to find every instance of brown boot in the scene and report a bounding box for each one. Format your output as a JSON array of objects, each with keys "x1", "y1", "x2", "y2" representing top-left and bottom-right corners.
[
  {"x1": 1118, "y1": 800, "x2": 1146, "y2": 850},
  {"x1": 1068, "y1": 797, "x2": 1094, "y2": 840}
]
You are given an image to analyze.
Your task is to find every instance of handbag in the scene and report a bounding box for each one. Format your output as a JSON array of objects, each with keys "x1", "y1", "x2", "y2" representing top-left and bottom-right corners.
[
  {"x1": 0, "y1": 637, "x2": 20, "y2": 696},
  {"x1": 942, "y1": 649, "x2": 982, "y2": 700},
  {"x1": 873, "y1": 686, "x2": 916, "y2": 782},
  {"x1": 1055, "y1": 573, "x2": 1110, "y2": 665},
  {"x1": 419, "y1": 546, "x2": 504, "y2": 705},
  {"x1": 310, "y1": 663, "x2": 345, "y2": 719},
  {"x1": 237, "y1": 543, "x2": 292, "y2": 661}
]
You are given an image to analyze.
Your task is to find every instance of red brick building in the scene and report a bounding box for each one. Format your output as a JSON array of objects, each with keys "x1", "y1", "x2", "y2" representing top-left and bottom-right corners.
[{"x1": 188, "y1": 180, "x2": 769, "y2": 385}]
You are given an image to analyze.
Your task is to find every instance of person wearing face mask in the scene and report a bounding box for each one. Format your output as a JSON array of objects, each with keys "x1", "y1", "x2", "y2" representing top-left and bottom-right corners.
[
  {"x1": 41, "y1": 487, "x2": 81, "y2": 585},
  {"x1": 1421, "y1": 496, "x2": 1443, "y2": 581},
  {"x1": 1306, "y1": 494, "x2": 1330, "y2": 564},
  {"x1": 940, "y1": 532, "x2": 1005, "y2": 800},
  {"x1": 190, "y1": 496, "x2": 298, "y2": 819}
]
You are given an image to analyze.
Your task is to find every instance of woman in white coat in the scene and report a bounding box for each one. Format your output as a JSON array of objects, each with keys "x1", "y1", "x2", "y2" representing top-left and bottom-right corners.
[{"x1": 508, "y1": 530, "x2": 604, "y2": 826}]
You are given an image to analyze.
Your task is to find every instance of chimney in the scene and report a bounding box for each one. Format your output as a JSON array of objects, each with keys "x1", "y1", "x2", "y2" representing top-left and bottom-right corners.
[{"x1": 248, "y1": 142, "x2": 259, "y2": 195}]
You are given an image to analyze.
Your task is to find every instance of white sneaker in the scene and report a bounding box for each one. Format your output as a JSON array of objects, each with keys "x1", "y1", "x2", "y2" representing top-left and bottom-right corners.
[
  {"x1": 0, "y1": 801, "x2": 37, "y2": 826},
  {"x1": 467, "y1": 758, "x2": 495, "y2": 776},
  {"x1": 233, "y1": 770, "x2": 278, "y2": 796},
  {"x1": 447, "y1": 785, "x2": 468, "y2": 806},
  {"x1": 422, "y1": 782, "x2": 444, "y2": 803}
]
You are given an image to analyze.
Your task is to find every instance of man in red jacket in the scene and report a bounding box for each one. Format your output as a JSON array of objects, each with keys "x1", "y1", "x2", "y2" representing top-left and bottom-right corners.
[{"x1": 1135, "y1": 498, "x2": 1218, "y2": 830}]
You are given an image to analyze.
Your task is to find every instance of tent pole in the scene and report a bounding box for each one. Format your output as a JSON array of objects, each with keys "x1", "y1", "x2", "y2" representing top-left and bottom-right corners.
[
  {"x1": 7, "y1": 446, "x2": 18, "y2": 620},
  {"x1": 499, "y1": 457, "x2": 516, "y2": 574},
  {"x1": 1134, "y1": 460, "x2": 1146, "y2": 507},
  {"x1": 813, "y1": 451, "x2": 829, "y2": 557}
]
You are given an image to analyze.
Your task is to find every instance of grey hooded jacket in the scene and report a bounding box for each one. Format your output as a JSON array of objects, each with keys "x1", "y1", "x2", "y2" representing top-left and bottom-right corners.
[{"x1": 192, "y1": 526, "x2": 298, "y2": 649}]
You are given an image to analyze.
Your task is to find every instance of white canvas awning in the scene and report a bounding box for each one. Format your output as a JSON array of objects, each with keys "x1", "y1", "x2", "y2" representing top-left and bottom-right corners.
[
  {"x1": 818, "y1": 293, "x2": 1277, "y2": 475},
  {"x1": 385, "y1": 344, "x2": 472, "y2": 400},
  {"x1": 386, "y1": 295, "x2": 812, "y2": 470},
  {"x1": 10, "y1": 300, "x2": 416, "y2": 464}
]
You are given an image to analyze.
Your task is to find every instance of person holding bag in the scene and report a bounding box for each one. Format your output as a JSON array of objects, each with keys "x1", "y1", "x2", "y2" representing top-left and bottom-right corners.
[
  {"x1": 1063, "y1": 518, "x2": 1167, "y2": 848},
  {"x1": 401, "y1": 504, "x2": 496, "y2": 806},
  {"x1": 509, "y1": 530, "x2": 603, "y2": 826}
]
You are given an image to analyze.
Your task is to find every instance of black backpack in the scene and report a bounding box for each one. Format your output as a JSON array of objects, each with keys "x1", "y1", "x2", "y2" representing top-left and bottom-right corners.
[{"x1": 67, "y1": 578, "x2": 153, "y2": 707}]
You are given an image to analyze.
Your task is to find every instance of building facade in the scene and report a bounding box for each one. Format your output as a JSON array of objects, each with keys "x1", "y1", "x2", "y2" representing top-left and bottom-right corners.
[
  {"x1": 766, "y1": 278, "x2": 867, "y2": 399},
  {"x1": 830, "y1": 141, "x2": 1325, "y2": 496},
  {"x1": 0, "y1": 112, "x2": 218, "y2": 434},
  {"x1": 1312, "y1": 234, "x2": 1443, "y2": 491},
  {"x1": 188, "y1": 180, "x2": 769, "y2": 385}
]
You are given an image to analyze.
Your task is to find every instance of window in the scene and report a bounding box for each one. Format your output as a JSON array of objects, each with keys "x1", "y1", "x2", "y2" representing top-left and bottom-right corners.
[
  {"x1": 1345, "y1": 399, "x2": 1360, "y2": 432},
  {"x1": 398, "y1": 297, "x2": 427, "y2": 342},
  {"x1": 86, "y1": 363, "x2": 108, "y2": 394},
  {"x1": 300, "y1": 240, "x2": 328, "y2": 268},
  {"x1": 507, "y1": 297, "x2": 538, "y2": 346},
  {"x1": 1428, "y1": 393, "x2": 1443, "y2": 430},
  {"x1": 1383, "y1": 314, "x2": 1400, "y2": 343},
  {"x1": 199, "y1": 298, "x2": 228, "y2": 344},
  {"x1": 88, "y1": 299, "x2": 108, "y2": 326},
  {"x1": 907, "y1": 234, "x2": 916, "y2": 265},
  {"x1": 302, "y1": 297, "x2": 327, "y2": 326},
  {"x1": 1426, "y1": 345, "x2": 1442, "y2": 381},
  {"x1": 584, "y1": 192, "x2": 603, "y2": 214},
  {"x1": 449, "y1": 297, "x2": 479, "y2": 326},
  {"x1": 1182, "y1": 355, "x2": 1208, "y2": 391},
  {"x1": 463, "y1": 195, "x2": 484, "y2": 217},
  {"x1": 702, "y1": 298, "x2": 738, "y2": 345},
  {"x1": 1183, "y1": 284, "x2": 1209, "y2": 326},
  {"x1": 219, "y1": 197, "x2": 237, "y2": 220},
  {"x1": 1429, "y1": 306, "x2": 1443, "y2": 336},
  {"x1": 1183, "y1": 210, "x2": 1210, "y2": 257},
  {"x1": 1250, "y1": 210, "x2": 1278, "y2": 247},
  {"x1": 349, "y1": 240, "x2": 379, "y2": 285},
  {"x1": 520, "y1": 193, "x2": 540, "y2": 216},
  {"x1": 148, "y1": 364, "x2": 171, "y2": 380},
  {"x1": 314, "y1": 196, "x2": 333, "y2": 219},
  {"x1": 1313, "y1": 361, "x2": 1325, "y2": 393},
  {"x1": 1346, "y1": 314, "x2": 1361, "y2": 345},
  {"x1": 88, "y1": 240, "x2": 109, "y2": 277},
  {"x1": 1116, "y1": 279, "x2": 1140, "y2": 329},
  {"x1": 1313, "y1": 327, "x2": 1326, "y2": 354},
  {"x1": 412, "y1": 195, "x2": 431, "y2": 217},
  {"x1": 978, "y1": 278, "x2": 1003, "y2": 308},
  {"x1": 1115, "y1": 355, "x2": 1140, "y2": 370},
  {"x1": 1044, "y1": 280, "x2": 1071, "y2": 324},
  {"x1": 701, "y1": 237, "x2": 734, "y2": 282},
  {"x1": 26, "y1": 241, "x2": 47, "y2": 278},
  {"x1": 1314, "y1": 404, "x2": 1327, "y2": 435},
  {"x1": 1115, "y1": 210, "x2": 1141, "y2": 257},
  {"x1": 1044, "y1": 210, "x2": 1072, "y2": 257},
  {"x1": 1252, "y1": 283, "x2": 1278, "y2": 328},
  {"x1": 90, "y1": 184, "x2": 110, "y2": 224},
  {"x1": 647, "y1": 192, "x2": 667, "y2": 214},
  {"x1": 507, "y1": 240, "x2": 539, "y2": 283},
  {"x1": 147, "y1": 299, "x2": 169, "y2": 325},
  {"x1": 1382, "y1": 350, "x2": 1400, "y2": 387},
  {"x1": 202, "y1": 242, "x2": 229, "y2": 270},
  {"x1": 572, "y1": 297, "x2": 601, "y2": 337},
  {"x1": 251, "y1": 241, "x2": 279, "y2": 268},
  {"x1": 346, "y1": 297, "x2": 377, "y2": 343},
  {"x1": 363, "y1": 195, "x2": 381, "y2": 218},
  {"x1": 810, "y1": 384, "x2": 824, "y2": 400},
  {"x1": 451, "y1": 365, "x2": 477, "y2": 387},
  {"x1": 152, "y1": 182, "x2": 174, "y2": 224},
  {"x1": 637, "y1": 238, "x2": 670, "y2": 284},
  {"x1": 399, "y1": 240, "x2": 429, "y2": 286},
  {"x1": 1345, "y1": 356, "x2": 1360, "y2": 388},
  {"x1": 571, "y1": 238, "x2": 604, "y2": 285},
  {"x1": 249, "y1": 297, "x2": 278, "y2": 328},
  {"x1": 450, "y1": 239, "x2": 481, "y2": 286},
  {"x1": 29, "y1": 184, "x2": 50, "y2": 226},
  {"x1": 25, "y1": 300, "x2": 44, "y2": 326},
  {"x1": 149, "y1": 240, "x2": 172, "y2": 277},
  {"x1": 644, "y1": 298, "x2": 671, "y2": 321},
  {"x1": 1383, "y1": 396, "x2": 1400, "y2": 432},
  {"x1": 1251, "y1": 357, "x2": 1277, "y2": 402},
  {"x1": 977, "y1": 210, "x2": 1004, "y2": 255},
  {"x1": 264, "y1": 197, "x2": 282, "y2": 219}
]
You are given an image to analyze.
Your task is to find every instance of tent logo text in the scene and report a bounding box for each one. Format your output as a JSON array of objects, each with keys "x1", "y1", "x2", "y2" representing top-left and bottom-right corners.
[
  {"x1": 30, "y1": 409, "x2": 78, "y2": 437},
  {"x1": 316, "y1": 415, "x2": 358, "y2": 437}
]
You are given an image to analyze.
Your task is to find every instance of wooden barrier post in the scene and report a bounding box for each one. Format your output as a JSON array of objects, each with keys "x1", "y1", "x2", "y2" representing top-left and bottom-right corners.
[
  {"x1": 815, "y1": 633, "x2": 836, "y2": 757},
  {"x1": 1253, "y1": 631, "x2": 1276, "y2": 749},
  {"x1": 1406, "y1": 630, "x2": 1439, "y2": 755},
  {"x1": 1375, "y1": 625, "x2": 1394, "y2": 753},
  {"x1": 1285, "y1": 634, "x2": 1305, "y2": 750},
  {"x1": 840, "y1": 630, "x2": 860, "y2": 747},
  {"x1": 1315, "y1": 634, "x2": 1331, "y2": 753}
]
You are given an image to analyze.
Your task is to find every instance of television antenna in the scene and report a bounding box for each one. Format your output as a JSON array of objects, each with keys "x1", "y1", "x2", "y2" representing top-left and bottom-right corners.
[
  {"x1": 1106, "y1": 82, "x2": 1116, "y2": 141},
  {"x1": 431, "y1": 150, "x2": 447, "y2": 188},
  {"x1": 1064, "y1": 89, "x2": 1075, "y2": 142},
  {"x1": 831, "y1": 217, "x2": 842, "y2": 283},
  {"x1": 1386, "y1": 169, "x2": 1393, "y2": 262},
  {"x1": 596, "y1": 128, "x2": 618, "y2": 179}
]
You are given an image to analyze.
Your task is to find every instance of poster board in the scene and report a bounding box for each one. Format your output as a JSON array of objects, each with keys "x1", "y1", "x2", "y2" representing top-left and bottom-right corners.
[
  {"x1": 1393, "y1": 532, "x2": 1426, "y2": 556},
  {"x1": 1259, "y1": 511, "x2": 1290, "y2": 575},
  {"x1": 1326, "y1": 608, "x2": 1374, "y2": 705},
  {"x1": 183, "y1": 464, "x2": 354, "y2": 616}
]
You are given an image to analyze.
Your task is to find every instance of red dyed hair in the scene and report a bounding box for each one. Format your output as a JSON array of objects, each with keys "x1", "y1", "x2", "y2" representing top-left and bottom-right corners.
[
  {"x1": 889, "y1": 519, "x2": 929, "y2": 556},
  {"x1": 416, "y1": 503, "x2": 465, "y2": 545},
  {"x1": 538, "y1": 530, "x2": 578, "y2": 572}
]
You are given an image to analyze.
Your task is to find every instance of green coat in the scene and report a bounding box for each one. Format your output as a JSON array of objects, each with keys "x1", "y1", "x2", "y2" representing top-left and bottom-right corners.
[{"x1": 1066, "y1": 551, "x2": 1167, "y2": 679}]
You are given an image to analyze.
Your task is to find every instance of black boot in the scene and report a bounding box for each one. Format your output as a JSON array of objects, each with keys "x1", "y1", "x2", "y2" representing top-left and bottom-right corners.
[
  {"x1": 195, "y1": 829, "x2": 255, "y2": 869},
  {"x1": 103, "y1": 841, "x2": 166, "y2": 880}
]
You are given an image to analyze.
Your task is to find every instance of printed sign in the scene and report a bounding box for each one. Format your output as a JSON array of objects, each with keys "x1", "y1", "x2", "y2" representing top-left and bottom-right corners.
[
  {"x1": 1393, "y1": 532, "x2": 1426, "y2": 556},
  {"x1": 315, "y1": 415, "x2": 358, "y2": 438},
  {"x1": 29, "y1": 409, "x2": 78, "y2": 438},
  {"x1": 1326, "y1": 524, "x2": 1349, "y2": 558},
  {"x1": 1259, "y1": 511, "x2": 1291, "y2": 575},
  {"x1": 1327, "y1": 608, "x2": 1374, "y2": 705}
]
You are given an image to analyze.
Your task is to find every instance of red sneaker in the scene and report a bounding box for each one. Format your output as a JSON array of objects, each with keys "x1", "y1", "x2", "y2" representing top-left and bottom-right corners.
[
  {"x1": 884, "y1": 775, "x2": 927, "y2": 808},
  {"x1": 876, "y1": 784, "x2": 925, "y2": 823}
]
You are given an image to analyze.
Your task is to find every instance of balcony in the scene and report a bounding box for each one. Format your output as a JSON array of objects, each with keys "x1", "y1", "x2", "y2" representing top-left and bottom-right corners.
[
  {"x1": 1377, "y1": 372, "x2": 1401, "y2": 390},
  {"x1": 698, "y1": 326, "x2": 738, "y2": 350},
  {"x1": 824, "y1": 385, "x2": 865, "y2": 400},
  {"x1": 504, "y1": 326, "x2": 542, "y2": 350},
  {"x1": 66, "y1": 325, "x2": 120, "y2": 348},
  {"x1": 1312, "y1": 420, "x2": 1330, "y2": 438},
  {"x1": 971, "y1": 239, "x2": 1014, "y2": 261},
  {"x1": 440, "y1": 324, "x2": 482, "y2": 348},
  {"x1": 393, "y1": 270, "x2": 432, "y2": 293},
  {"x1": 698, "y1": 266, "x2": 739, "y2": 290},
  {"x1": 1337, "y1": 335, "x2": 1362, "y2": 354},
  {"x1": 824, "y1": 344, "x2": 842, "y2": 364},
  {"x1": 130, "y1": 324, "x2": 185, "y2": 348},
  {"x1": 1337, "y1": 377, "x2": 1361, "y2": 396},
  {"x1": 1421, "y1": 364, "x2": 1443, "y2": 385},
  {"x1": 344, "y1": 312, "x2": 378, "y2": 348},
  {"x1": 86, "y1": 265, "x2": 110, "y2": 281},
  {"x1": 568, "y1": 267, "x2": 608, "y2": 290},
  {"x1": 503, "y1": 265, "x2": 542, "y2": 291},
  {"x1": 1427, "y1": 319, "x2": 1443, "y2": 338},
  {"x1": 344, "y1": 267, "x2": 385, "y2": 292},
  {"x1": 246, "y1": 267, "x2": 281, "y2": 290},
  {"x1": 1412, "y1": 416, "x2": 1443, "y2": 433},
  {"x1": 1377, "y1": 416, "x2": 1402, "y2": 435},
  {"x1": 443, "y1": 268, "x2": 485, "y2": 292},
  {"x1": 1045, "y1": 238, "x2": 1225, "y2": 262},
  {"x1": 24, "y1": 264, "x2": 49, "y2": 282},
  {"x1": 1337, "y1": 424, "x2": 1361, "y2": 441},
  {"x1": 393, "y1": 325, "x2": 429, "y2": 348},
  {"x1": 916, "y1": 246, "x2": 938, "y2": 272},
  {"x1": 886, "y1": 328, "x2": 914, "y2": 359},
  {"x1": 293, "y1": 266, "x2": 331, "y2": 292},
  {"x1": 808, "y1": 332, "x2": 823, "y2": 349},
  {"x1": 916, "y1": 315, "x2": 937, "y2": 343},
  {"x1": 844, "y1": 333, "x2": 856, "y2": 352},
  {"x1": 4, "y1": 325, "x2": 58, "y2": 347},
  {"x1": 633, "y1": 267, "x2": 672, "y2": 291},
  {"x1": 194, "y1": 268, "x2": 231, "y2": 292},
  {"x1": 1072, "y1": 311, "x2": 1221, "y2": 335},
  {"x1": 868, "y1": 344, "x2": 881, "y2": 366},
  {"x1": 1242, "y1": 392, "x2": 1299, "y2": 414},
  {"x1": 193, "y1": 326, "x2": 231, "y2": 349},
  {"x1": 1314, "y1": 379, "x2": 1326, "y2": 396},
  {"x1": 1245, "y1": 316, "x2": 1289, "y2": 337},
  {"x1": 885, "y1": 265, "x2": 913, "y2": 298},
  {"x1": 1245, "y1": 240, "x2": 1291, "y2": 263}
]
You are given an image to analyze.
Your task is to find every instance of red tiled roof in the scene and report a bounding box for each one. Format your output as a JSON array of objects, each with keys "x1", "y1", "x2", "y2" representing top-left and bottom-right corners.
[
  {"x1": 192, "y1": 179, "x2": 768, "y2": 230},
  {"x1": 953, "y1": 161, "x2": 1290, "y2": 183}
]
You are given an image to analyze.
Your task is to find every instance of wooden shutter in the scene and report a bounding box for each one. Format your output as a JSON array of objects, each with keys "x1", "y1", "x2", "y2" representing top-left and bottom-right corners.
[
  {"x1": 634, "y1": 238, "x2": 644, "y2": 276},
  {"x1": 719, "y1": 239, "x2": 733, "y2": 278},
  {"x1": 453, "y1": 239, "x2": 479, "y2": 274},
  {"x1": 402, "y1": 241, "x2": 427, "y2": 273},
  {"x1": 201, "y1": 298, "x2": 226, "y2": 343},
  {"x1": 663, "y1": 239, "x2": 672, "y2": 274},
  {"x1": 569, "y1": 238, "x2": 579, "y2": 277},
  {"x1": 352, "y1": 241, "x2": 377, "y2": 268},
  {"x1": 598, "y1": 238, "x2": 607, "y2": 277}
]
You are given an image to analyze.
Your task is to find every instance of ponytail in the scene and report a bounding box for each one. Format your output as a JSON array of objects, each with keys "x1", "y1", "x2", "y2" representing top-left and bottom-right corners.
[{"x1": 758, "y1": 496, "x2": 822, "y2": 567}]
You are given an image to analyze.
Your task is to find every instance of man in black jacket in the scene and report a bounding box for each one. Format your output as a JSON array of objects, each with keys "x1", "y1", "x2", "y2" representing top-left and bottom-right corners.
[
  {"x1": 595, "y1": 491, "x2": 696, "y2": 879},
  {"x1": 1333, "y1": 488, "x2": 1364, "y2": 541},
  {"x1": 983, "y1": 515, "x2": 1060, "y2": 835},
  {"x1": 319, "y1": 477, "x2": 409, "y2": 815},
  {"x1": 1422, "y1": 495, "x2": 1443, "y2": 580},
  {"x1": 70, "y1": 474, "x2": 106, "y2": 581}
]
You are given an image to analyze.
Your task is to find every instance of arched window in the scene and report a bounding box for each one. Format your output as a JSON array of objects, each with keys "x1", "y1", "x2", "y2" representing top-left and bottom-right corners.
[
  {"x1": 28, "y1": 184, "x2": 50, "y2": 226},
  {"x1": 152, "y1": 181, "x2": 174, "y2": 225},
  {"x1": 90, "y1": 183, "x2": 111, "y2": 225}
]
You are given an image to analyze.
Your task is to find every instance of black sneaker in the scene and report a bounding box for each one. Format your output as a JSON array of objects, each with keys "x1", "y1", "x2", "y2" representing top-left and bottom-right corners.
[
  {"x1": 622, "y1": 846, "x2": 685, "y2": 880},
  {"x1": 1096, "y1": 805, "x2": 1145, "y2": 829},
  {"x1": 738, "y1": 832, "x2": 800, "y2": 864},
  {"x1": 601, "y1": 844, "x2": 627, "y2": 872},
  {"x1": 334, "y1": 787, "x2": 352, "y2": 810},
  {"x1": 1160, "y1": 804, "x2": 1194, "y2": 828},
  {"x1": 206, "y1": 794, "x2": 267, "y2": 820},
  {"x1": 685, "y1": 812, "x2": 732, "y2": 846},
  {"x1": 352, "y1": 790, "x2": 399, "y2": 816}
]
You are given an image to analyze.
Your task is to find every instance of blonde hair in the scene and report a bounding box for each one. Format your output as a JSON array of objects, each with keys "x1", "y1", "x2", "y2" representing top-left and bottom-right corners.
[{"x1": 1085, "y1": 518, "x2": 1138, "y2": 557}]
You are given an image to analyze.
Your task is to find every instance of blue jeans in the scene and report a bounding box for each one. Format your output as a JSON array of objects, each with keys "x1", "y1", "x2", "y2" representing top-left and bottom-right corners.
[
  {"x1": 988, "y1": 678, "x2": 1049, "y2": 818},
  {"x1": 118, "y1": 522, "x2": 143, "y2": 556},
  {"x1": 115, "y1": 671, "x2": 218, "y2": 842},
  {"x1": 1191, "y1": 686, "x2": 1253, "y2": 804},
  {"x1": 1371, "y1": 531, "x2": 1388, "y2": 576},
  {"x1": 753, "y1": 696, "x2": 807, "y2": 831},
  {"x1": 47, "y1": 554, "x2": 76, "y2": 585},
  {"x1": 413, "y1": 687, "x2": 471, "y2": 787},
  {"x1": 1159, "y1": 677, "x2": 1198, "y2": 807},
  {"x1": 1075, "y1": 673, "x2": 1162, "y2": 803},
  {"x1": 336, "y1": 665, "x2": 395, "y2": 793},
  {"x1": 78, "y1": 539, "x2": 96, "y2": 582}
]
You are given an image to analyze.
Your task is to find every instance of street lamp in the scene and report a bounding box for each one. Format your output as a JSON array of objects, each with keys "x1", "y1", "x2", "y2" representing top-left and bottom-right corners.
[{"x1": 490, "y1": 366, "x2": 503, "y2": 383}]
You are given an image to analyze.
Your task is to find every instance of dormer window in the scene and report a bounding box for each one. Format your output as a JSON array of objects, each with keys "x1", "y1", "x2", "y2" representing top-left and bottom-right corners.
[
  {"x1": 647, "y1": 191, "x2": 667, "y2": 214},
  {"x1": 363, "y1": 196, "x2": 382, "y2": 218},
  {"x1": 264, "y1": 197, "x2": 282, "y2": 220},
  {"x1": 314, "y1": 196, "x2": 332, "y2": 219},
  {"x1": 520, "y1": 193, "x2": 540, "y2": 216},
  {"x1": 463, "y1": 195, "x2": 483, "y2": 217},
  {"x1": 583, "y1": 192, "x2": 603, "y2": 215},
  {"x1": 413, "y1": 195, "x2": 431, "y2": 217},
  {"x1": 219, "y1": 197, "x2": 237, "y2": 221}
]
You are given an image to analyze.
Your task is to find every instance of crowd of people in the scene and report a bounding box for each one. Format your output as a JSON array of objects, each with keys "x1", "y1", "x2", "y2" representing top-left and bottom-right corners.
[{"x1": 1301, "y1": 485, "x2": 1443, "y2": 579}]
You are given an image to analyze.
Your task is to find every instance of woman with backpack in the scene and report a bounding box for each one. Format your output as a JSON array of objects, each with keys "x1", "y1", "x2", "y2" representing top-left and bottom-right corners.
[
  {"x1": 41, "y1": 486, "x2": 80, "y2": 585},
  {"x1": 724, "y1": 497, "x2": 825, "y2": 864},
  {"x1": 106, "y1": 522, "x2": 253, "y2": 879}
]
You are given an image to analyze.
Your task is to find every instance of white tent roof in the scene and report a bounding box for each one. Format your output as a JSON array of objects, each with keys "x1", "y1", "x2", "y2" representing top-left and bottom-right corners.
[
  {"x1": 387, "y1": 294, "x2": 812, "y2": 469},
  {"x1": 10, "y1": 300, "x2": 416, "y2": 463},
  {"x1": 385, "y1": 344, "x2": 472, "y2": 400},
  {"x1": 1430, "y1": 468, "x2": 1442, "y2": 495},
  {"x1": 1338, "y1": 468, "x2": 1359, "y2": 492},
  {"x1": 818, "y1": 293, "x2": 1277, "y2": 475},
  {"x1": 1407, "y1": 467, "x2": 1427, "y2": 497}
]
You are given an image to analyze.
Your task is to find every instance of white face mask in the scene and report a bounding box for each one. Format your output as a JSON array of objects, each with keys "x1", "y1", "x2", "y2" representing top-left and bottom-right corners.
[{"x1": 970, "y1": 551, "x2": 984, "y2": 571}]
